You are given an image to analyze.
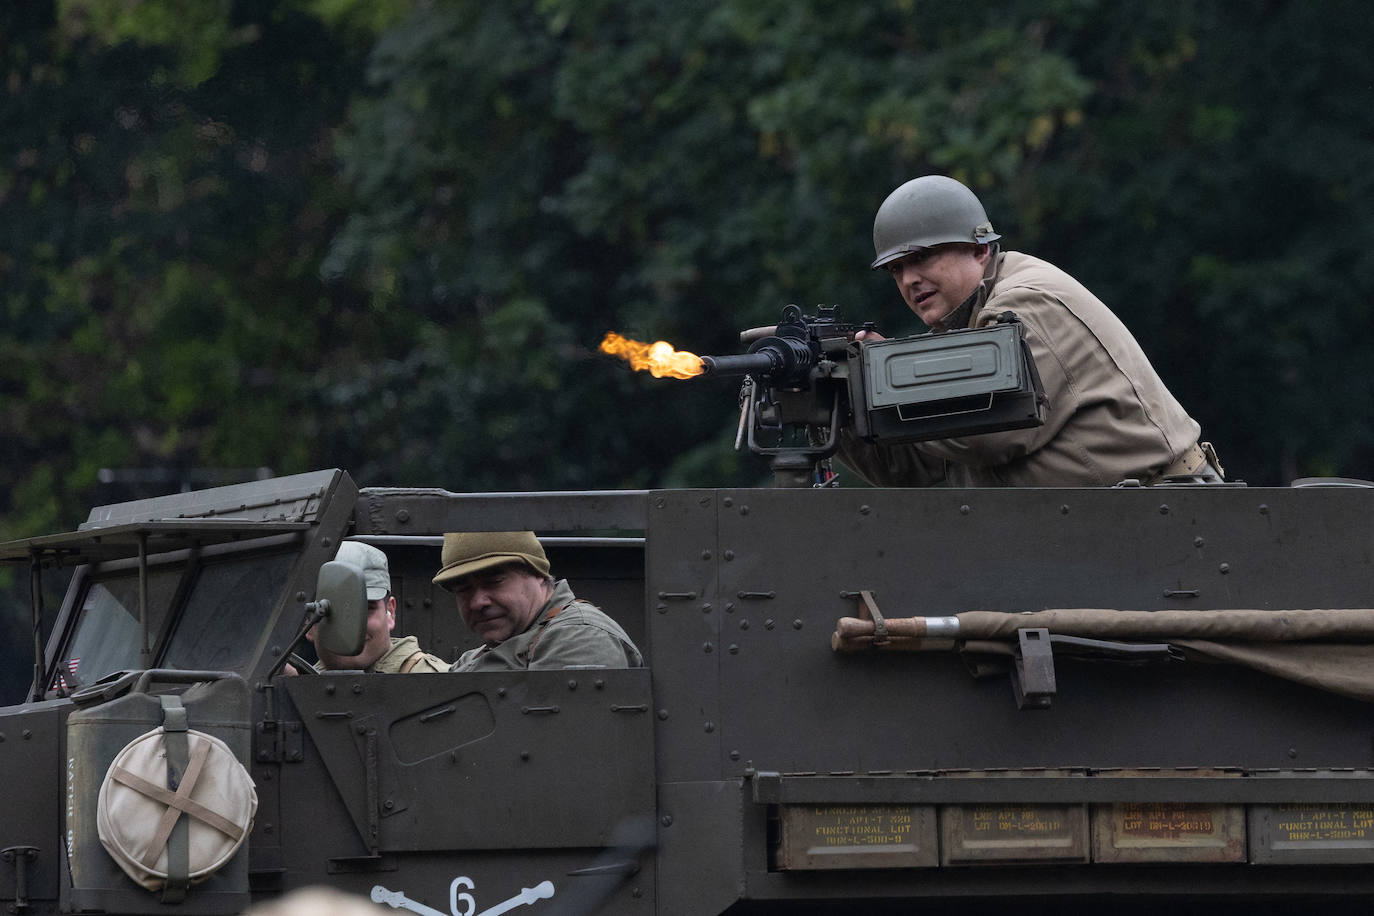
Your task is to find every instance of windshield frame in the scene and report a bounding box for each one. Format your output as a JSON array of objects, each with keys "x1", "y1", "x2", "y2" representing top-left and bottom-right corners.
[{"x1": 42, "y1": 531, "x2": 308, "y2": 698}]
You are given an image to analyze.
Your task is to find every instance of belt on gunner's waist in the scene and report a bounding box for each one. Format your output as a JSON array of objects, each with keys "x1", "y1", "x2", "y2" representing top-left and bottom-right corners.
[{"x1": 1153, "y1": 441, "x2": 1224, "y2": 483}]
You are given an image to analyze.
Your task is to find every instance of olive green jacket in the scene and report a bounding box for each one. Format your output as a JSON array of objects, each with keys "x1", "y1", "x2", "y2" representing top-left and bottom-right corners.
[
  {"x1": 838, "y1": 251, "x2": 1203, "y2": 487},
  {"x1": 451, "y1": 579, "x2": 643, "y2": 672}
]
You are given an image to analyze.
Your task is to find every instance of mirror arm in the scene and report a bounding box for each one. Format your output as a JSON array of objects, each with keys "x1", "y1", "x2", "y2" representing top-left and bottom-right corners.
[{"x1": 264, "y1": 599, "x2": 331, "y2": 681}]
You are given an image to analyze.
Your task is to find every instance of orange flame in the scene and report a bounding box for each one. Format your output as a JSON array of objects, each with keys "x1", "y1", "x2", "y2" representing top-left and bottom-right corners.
[{"x1": 599, "y1": 332, "x2": 704, "y2": 379}]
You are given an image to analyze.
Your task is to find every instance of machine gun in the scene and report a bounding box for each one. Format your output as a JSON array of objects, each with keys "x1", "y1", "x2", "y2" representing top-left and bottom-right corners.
[
  {"x1": 698, "y1": 305, "x2": 867, "y2": 488},
  {"x1": 700, "y1": 305, "x2": 1046, "y2": 488}
]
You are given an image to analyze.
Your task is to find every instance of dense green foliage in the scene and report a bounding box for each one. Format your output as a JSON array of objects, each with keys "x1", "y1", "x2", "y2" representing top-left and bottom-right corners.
[{"x1": 3, "y1": 0, "x2": 1373, "y2": 697}]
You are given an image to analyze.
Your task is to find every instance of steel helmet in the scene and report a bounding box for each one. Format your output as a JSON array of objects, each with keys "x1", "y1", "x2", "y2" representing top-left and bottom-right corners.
[{"x1": 870, "y1": 175, "x2": 1000, "y2": 269}]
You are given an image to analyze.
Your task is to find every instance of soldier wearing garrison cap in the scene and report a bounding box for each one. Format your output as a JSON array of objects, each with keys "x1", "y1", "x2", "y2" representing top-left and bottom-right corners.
[
  {"x1": 300, "y1": 541, "x2": 448, "y2": 674},
  {"x1": 435, "y1": 531, "x2": 642, "y2": 672},
  {"x1": 840, "y1": 174, "x2": 1222, "y2": 487}
]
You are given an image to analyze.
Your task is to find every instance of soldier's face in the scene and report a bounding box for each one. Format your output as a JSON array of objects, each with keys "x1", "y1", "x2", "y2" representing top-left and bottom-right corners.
[
  {"x1": 886, "y1": 243, "x2": 991, "y2": 325},
  {"x1": 452, "y1": 563, "x2": 550, "y2": 647},
  {"x1": 309, "y1": 596, "x2": 395, "y2": 670}
]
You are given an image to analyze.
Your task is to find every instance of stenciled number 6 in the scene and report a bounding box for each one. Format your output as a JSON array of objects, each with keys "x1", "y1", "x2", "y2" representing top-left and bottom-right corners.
[{"x1": 450, "y1": 877, "x2": 476, "y2": 916}]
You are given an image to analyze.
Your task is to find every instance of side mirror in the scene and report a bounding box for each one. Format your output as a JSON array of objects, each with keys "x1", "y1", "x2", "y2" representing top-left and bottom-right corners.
[{"x1": 313, "y1": 559, "x2": 368, "y2": 657}]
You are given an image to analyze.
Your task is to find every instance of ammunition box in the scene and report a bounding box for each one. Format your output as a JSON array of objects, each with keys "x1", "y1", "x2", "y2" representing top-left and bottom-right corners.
[
  {"x1": 1091, "y1": 769, "x2": 1246, "y2": 864},
  {"x1": 1250, "y1": 799, "x2": 1374, "y2": 865},
  {"x1": 849, "y1": 321, "x2": 1044, "y2": 444},
  {"x1": 939, "y1": 771, "x2": 1089, "y2": 866},
  {"x1": 776, "y1": 804, "x2": 938, "y2": 870}
]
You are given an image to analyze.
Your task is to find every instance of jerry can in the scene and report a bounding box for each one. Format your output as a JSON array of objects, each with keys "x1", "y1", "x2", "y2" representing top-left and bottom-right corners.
[{"x1": 65, "y1": 670, "x2": 255, "y2": 914}]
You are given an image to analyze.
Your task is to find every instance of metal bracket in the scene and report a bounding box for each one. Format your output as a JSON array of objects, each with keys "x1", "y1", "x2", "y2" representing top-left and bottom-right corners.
[
  {"x1": 2, "y1": 846, "x2": 38, "y2": 914},
  {"x1": 857, "y1": 590, "x2": 887, "y2": 644},
  {"x1": 255, "y1": 717, "x2": 304, "y2": 764},
  {"x1": 1008, "y1": 630, "x2": 1178, "y2": 709},
  {"x1": 1011, "y1": 628, "x2": 1056, "y2": 709}
]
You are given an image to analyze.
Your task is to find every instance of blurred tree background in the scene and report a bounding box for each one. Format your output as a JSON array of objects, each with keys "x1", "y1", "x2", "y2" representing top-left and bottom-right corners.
[{"x1": 2, "y1": 0, "x2": 1372, "y2": 697}]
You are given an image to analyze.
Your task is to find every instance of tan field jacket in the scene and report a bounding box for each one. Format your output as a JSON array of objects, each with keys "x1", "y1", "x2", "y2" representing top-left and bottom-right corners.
[{"x1": 838, "y1": 251, "x2": 1203, "y2": 487}]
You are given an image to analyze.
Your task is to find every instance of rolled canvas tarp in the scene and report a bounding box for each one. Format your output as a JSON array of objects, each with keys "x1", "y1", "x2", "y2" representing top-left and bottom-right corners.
[
  {"x1": 955, "y1": 608, "x2": 1374, "y2": 642},
  {"x1": 831, "y1": 608, "x2": 1374, "y2": 703}
]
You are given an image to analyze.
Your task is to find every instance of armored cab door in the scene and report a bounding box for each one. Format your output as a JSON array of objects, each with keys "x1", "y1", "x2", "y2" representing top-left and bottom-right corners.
[{"x1": 281, "y1": 668, "x2": 655, "y2": 914}]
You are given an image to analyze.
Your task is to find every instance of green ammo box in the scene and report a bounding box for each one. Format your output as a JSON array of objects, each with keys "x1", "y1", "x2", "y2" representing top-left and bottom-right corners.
[{"x1": 849, "y1": 320, "x2": 1044, "y2": 444}]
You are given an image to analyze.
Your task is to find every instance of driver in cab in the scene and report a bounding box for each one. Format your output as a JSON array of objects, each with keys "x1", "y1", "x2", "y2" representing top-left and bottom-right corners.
[{"x1": 288, "y1": 541, "x2": 449, "y2": 674}]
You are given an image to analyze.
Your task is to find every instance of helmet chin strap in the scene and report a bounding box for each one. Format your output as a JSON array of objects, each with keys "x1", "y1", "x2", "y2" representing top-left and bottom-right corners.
[{"x1": 932, "y1": 243, "x2": 1000, "y2": 332}]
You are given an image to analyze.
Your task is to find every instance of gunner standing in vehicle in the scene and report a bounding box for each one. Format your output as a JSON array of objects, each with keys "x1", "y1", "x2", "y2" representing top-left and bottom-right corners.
[
  {"x1": 297, "y1": 541, "x2": 449, "y2": 673},
  {"x1": 434, "y1": 531, "x2": 642, "y2": 671},
  {"x1": 837, "y1": 174, "x2": 1222, "y2": 487}
]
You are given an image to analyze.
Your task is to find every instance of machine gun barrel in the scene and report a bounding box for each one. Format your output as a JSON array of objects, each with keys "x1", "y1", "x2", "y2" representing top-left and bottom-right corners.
[
  {"x1": 700, "y1": 352, "x2": 784, "y2": 377},
  {"x1": 699, "y1": 334, "x2": 817, "y2": 381}
]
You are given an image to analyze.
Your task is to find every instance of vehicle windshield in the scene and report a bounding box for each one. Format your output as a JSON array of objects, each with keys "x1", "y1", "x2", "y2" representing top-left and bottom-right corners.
[
  {"x1": 56, "y1": 549, "x2": 297, "y2": 689},
  {"x1": 164, "y1": 552, "x2": 295, "y2": 670},
  {"x1": 56, "y1": 568, "x2": 181, "y2": 691}
]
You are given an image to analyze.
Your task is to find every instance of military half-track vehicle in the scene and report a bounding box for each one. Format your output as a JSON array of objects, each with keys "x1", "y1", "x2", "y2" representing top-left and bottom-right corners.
[{"x1": 5, "y1": 468, "x2": 1374, "y2": 915}]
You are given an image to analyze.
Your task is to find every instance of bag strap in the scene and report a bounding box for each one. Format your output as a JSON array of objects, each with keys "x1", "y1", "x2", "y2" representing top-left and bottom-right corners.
[
  {"x1": 527, "y1": 604, "x2": 567, "y2": 660},
  {"x1": 109, "y1": 745, "x2": 240, "y2": 842},
  {"x1": 158, "y1": 695, "x2": 191, "y2": 902}
]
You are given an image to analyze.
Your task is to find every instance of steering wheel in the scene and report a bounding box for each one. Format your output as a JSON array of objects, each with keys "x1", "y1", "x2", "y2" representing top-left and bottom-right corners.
[{"x1": 287, "y1": 652, "x2": 319, "y2": 676}]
